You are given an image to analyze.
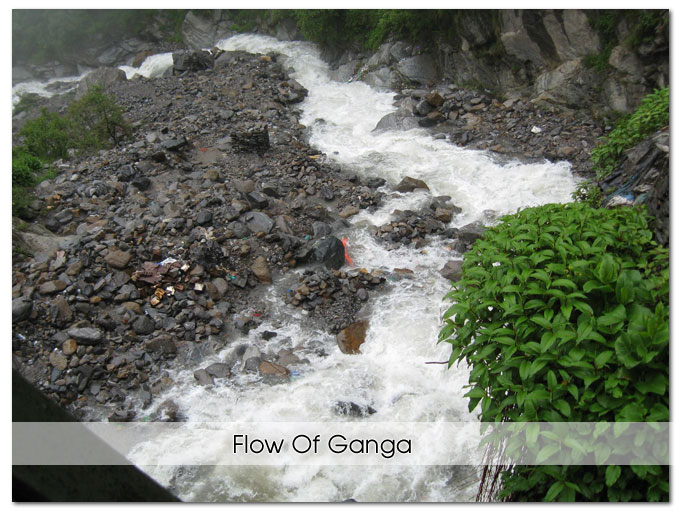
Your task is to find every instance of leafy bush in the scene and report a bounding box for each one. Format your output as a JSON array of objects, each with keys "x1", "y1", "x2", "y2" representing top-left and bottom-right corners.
[
  {"x1": 439, "y1": 202, "x2": 669, "y2": 501},
  {"x1": 19, "y1": 108, "x2": 71, "y2": 161},
  {"x1": 591, "y1": 87, "x2": 669, "y2": 179},
  {"x1": 66, "y1": 86, "x2": 129, "y2": 153}
]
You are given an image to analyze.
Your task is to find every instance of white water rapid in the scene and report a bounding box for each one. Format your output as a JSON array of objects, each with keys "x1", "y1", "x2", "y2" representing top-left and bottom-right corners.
[{"x1": 121, "y1": 34, "x2": 578, "y2": 502}]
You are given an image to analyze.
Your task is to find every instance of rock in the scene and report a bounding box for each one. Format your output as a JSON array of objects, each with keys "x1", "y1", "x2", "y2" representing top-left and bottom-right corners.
[
  {"x1": 156, "y1": 399, "x2": 181, "y2": 422},
  {"x1": 67, "y1": 327, "x2": 102, "y2": 345},
  {"x1": 12, "y1": 297, "x2": 32, "y2": 323},
  {"x1": 196, "y1": 210, "x2": 213, "y2": 226},
  {"x1": 62, "y1": 339, "x2": 78, "y2": 356},
  {"x1": 131, "y1": 176, "x2": 151, "y2": 191},
  {"x1": 336, "y1": 320, "x2": 370, "y2": 354},
  {"x1": 396, "y1": 54, "x2": 438, "y2": 85},
  {"x1": 339, "y1": 205, "x2": 360, "y2": 219},
  {"x1": 39, "y1": 280, "x2": 67, "y2": 295},
  {"x1": 49, "y1": 351, "x2": 68, "y2": 370},
  {"x1": 205, "y1": 363, "x2": 231, "y2": 379},
  {"x1": 395, "y1": 176, "x2": 430, "y2": 193},
  {"x1": 425, "y1": 90, "x2": 445, "y2": 107},
  {"x1": 243, "y1": 211, "x2": 274, "y2": 234},
  {"x1": 145, "y1": 335, "x2": 177, "y2": 356},
  {"x1": 334, "y1": 401, "x2": 377, "y2": 417},
  {"x1": 75, "y1": 67, "x2": 127, "y2": 99},
  {"x1": 173, "y1": 50, "x2": 213, "y2": 74},
  {"x1": 440, "y1": 260, "x2": 464, "y2": 282},
  {"x1": 251, "y1": 256, "x2": 273, "y2": 284},
  {"x1": 132, "y1": 315, "x2": 155, "y2": 335},
  {"x1": 193, "y1": 368, "x2": 214, "y2": 386},
  {"x1": 313, "y1": 236, "x2": 346, "y2": 270},
  {"x1": 373, "y1": 111, "x2": 420, "y2": 132},
  {"x1": 105, "y1": 249, "x2": 132, "y2": 269},
  {"x1": 258, "y1": 360, "x2": 290, "y2": 377}
]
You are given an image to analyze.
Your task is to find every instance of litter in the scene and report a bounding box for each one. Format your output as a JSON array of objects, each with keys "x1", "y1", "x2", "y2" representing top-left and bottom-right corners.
[
  {"x1": 531, "y1": 126, "x2": 543, "y2": 134},
  {"x1": 341, "y1": 238, "x2": 354, "y2": 267},
  {"x1": 158, "y1": 257, "x2": 178, "y2": 266}
]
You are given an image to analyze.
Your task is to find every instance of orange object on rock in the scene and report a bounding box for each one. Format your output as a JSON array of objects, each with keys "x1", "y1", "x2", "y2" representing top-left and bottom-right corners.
[{"x1": 341, "y1": 238, "x2": 354, "y2": 267}]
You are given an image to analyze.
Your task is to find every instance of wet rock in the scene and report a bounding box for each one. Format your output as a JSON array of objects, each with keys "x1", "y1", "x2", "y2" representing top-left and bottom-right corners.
[
  {"x1": 145, "y1": 335, "x2": 177, "y2": 356},
  {"x1": 395, "y1": 176, "x2": 430, "y2": 193},
  {"x1": 205, "y1": 363, "x2": 231, "y2": 379},
  {"x1": 334, "y1": 401, "x2": 377, "y2": 417},
  {"x1": 336, "y1": 320, "x2": 369, "y2": 354},
  {"x1": 193, "y1": 368, "x2": 214, "y2": 386},
  {"x1": 440, "y1": 260, "x2": 463, "y2": 282},
  {"x1": 313, "y1": 236, "x2": 346, "y2": 270},
  {"x1": 258, "y1": 360, "x2": 290, "y2": 377},
  {"x1": 339, "y1": 205, "x2": 360, "y2": 219}
]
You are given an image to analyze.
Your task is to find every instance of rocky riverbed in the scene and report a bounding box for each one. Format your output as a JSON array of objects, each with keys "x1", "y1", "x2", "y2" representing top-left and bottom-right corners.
[{"x1": 12, "y1": 45, "x2": 602, "y2": 422}]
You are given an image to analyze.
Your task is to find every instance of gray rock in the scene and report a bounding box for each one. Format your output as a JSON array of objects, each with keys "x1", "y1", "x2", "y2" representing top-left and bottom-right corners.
[
  {"x1": 145, "y1": 335, "x2": 177, "y2": 356},
  {"x1": 243, "y1": 211, "x2": 274, "y2": 234},
  {"x1": 12, "y1": 297, "x2": 32, "y2": 323},
  {"x1": 196, "y1": 210, "x2": 213, "y2": 226},
  {"x1": 105, "y1": 250, "x2": 132, "y2": 269},
  {"x1": 67, "y1": 327, "x2": 102, "y2": 345},
  {"x1": 193, "y1": 368, "x2": 214, "y2": 386},
  {"x1": 205, "y1": 362, "x2": 231, "y2": 379},
  {"x1": 313, "y1": 236, "x2": 346, "y2": 270},
  {"x1": 396, "y1": 54, "x2": 438, "y2": 85},
  {"x1": 440, "y1": 260, "x2": 464, "y2": 282},
  {"x1": 132, "y1": 315, "x2": 155, "y2": 335},
  {"x1": 75, "y1": 67, "x2": 127, "y2": 99}
]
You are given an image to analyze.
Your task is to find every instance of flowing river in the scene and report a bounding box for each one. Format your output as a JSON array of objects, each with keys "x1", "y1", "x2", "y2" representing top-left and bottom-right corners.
[{"x1": 15, "y1": 33, "x2": 578, "y2": 502}]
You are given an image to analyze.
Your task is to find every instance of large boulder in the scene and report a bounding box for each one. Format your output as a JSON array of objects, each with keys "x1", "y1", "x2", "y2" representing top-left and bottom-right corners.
[
  {"x1": 313, "y1": 236, "x2": 346, "y2": 270},
  {"x1": 182, "y1": 11, "x2": 235, "y2": 51},
  {"x1": 172, "y1": 50, "x2": 213, "y2": 74},
  {"x1": 75, "y1": 67, "x2": 127, "y2": 99},
  {"x1": 396, "y1": 54, "x2": 439, "y2": 85}
]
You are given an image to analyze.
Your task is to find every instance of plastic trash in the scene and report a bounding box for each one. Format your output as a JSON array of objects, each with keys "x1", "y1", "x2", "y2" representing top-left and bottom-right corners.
[
  {"x1": 531, "y1": 126, "x2": 543, "y2": 134},
  {"x1": 341, "y1": 238, "x2": 354, "y2": 267}
]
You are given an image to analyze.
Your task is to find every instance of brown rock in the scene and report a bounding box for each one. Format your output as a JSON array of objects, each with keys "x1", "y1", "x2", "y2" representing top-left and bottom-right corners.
[
  {"x1": 339, "y1": 205, "x2": 360, "y2": 218},
  {"x1": 425, "y1": 90, "x2": 445, "y2": 107},
  {"x1": 105, "y1": 250, "x2": 131, "y2": 269},
  {"x1": 258, "y1": 360, "x2": 290, "y2": 377},
  {"x1": 395, "y1": 176, "x2": 429, "y2": 193},
  {"x1": 62, "y1": 339, "x2": 78, "y2": 356},
  {"x1": 250, "y1": 256, "x2": 272, "y2": 284},
  {"x1": 49, "y1": 351, "x2": 68, "y2": 370},
  {"x1": 39, "y1": 280, "x2": 67, "y2": 295},
  {"x1": 336, "y1": 320, "x2": 370, "y2": 354}
]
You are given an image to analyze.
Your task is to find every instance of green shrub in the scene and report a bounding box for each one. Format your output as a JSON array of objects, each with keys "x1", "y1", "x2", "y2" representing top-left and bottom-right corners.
[
  {"x1": 12, "y1": 146, "x2": 42, "y2": 187},
  {"x1": 66, "y1": 85, "x2": 129, "y2": 153},
  {"x1": 439, "y1": 202, "x2": 669, "y2": 501},
  {"x1": 19, "y1": 108, "x2": 71, "y2": 160},
  {"x1": 591, "y1": 87, "x2": 669, "y2": 179}
]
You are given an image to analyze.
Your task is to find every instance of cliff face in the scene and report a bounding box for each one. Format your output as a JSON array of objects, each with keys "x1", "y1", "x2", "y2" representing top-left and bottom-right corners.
[{"x1": 211, "y1": 9, "x2": 668, "y2": 116}]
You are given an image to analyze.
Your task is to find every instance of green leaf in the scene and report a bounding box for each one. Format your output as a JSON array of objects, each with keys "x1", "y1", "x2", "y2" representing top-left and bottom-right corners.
[
  {"x1": 544, "y1": 481, "x2": 565, "y2": 502},
  {"x1": 536, "y1": 443, "x2": 560, "y2": 463},
  {"x1": 594, "y1": 350, "x2": 614, "y2": 369},
  {"x1": 554, "y1": 399, "x2": 571, "y2": 418},
  {"x1": 605, "y1": 465, "x2": 621, "y2": 487}
]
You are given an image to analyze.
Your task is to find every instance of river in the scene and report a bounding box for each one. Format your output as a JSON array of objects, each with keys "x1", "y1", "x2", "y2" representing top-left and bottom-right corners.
[{"x1": 14, "y1": 33, "x2": 577, "y2": 502}]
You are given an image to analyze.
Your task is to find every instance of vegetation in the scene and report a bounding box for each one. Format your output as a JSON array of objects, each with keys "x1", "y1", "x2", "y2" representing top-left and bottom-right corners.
[
  {"x1": 12, "y1": 86, "x2": 129, "y2": 217},
  {"x1": 439, "y1": 202, "x2": 668, "y2": 501},
  {"x1": 591, "y1": 86, "x2": 669, "y2": 179}
]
